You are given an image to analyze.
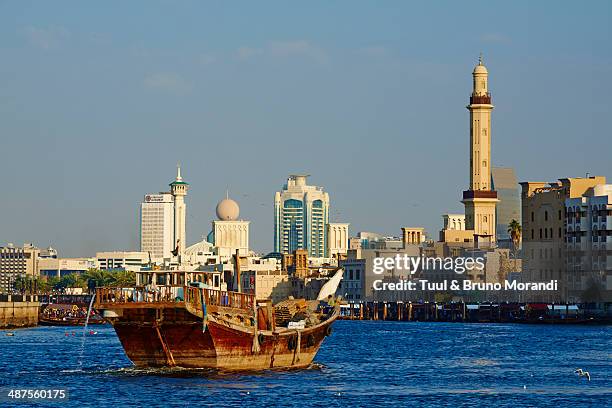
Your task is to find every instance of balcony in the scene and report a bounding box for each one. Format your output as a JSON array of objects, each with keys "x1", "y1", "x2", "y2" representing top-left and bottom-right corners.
[
  {"x1": 470, "y1": 93, "x2": 492, "y2": 104},
  {"x1": 462, "y1": 190, "x2": 498, "y2": 199}
]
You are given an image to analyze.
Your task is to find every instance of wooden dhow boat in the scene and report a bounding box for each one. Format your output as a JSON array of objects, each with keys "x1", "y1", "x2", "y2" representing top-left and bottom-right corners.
[{"x1": 95, "y1": 269, "x2": 342, "y2": 370}]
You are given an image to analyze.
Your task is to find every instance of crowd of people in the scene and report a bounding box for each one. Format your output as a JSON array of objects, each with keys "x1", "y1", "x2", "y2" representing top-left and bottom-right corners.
[{"x1": 40, "y1": 304, "x2": 101, "y2": 322}]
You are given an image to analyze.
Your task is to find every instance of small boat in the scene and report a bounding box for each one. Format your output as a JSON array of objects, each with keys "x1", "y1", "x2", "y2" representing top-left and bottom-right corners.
[
  {"x1": 39, "y1": 303, "x2": 107, "y2": 326},
  {"x1": 6, "y1": 332, "x2": 15, "y2": 337}
]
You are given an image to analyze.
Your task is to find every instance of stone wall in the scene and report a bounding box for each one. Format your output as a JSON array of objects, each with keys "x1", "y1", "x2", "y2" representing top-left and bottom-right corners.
[{"x1": 0, "y1": 294, "x2": 39, "y2": 329}]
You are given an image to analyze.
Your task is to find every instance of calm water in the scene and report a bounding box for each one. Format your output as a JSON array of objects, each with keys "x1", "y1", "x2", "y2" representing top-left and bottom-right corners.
[{"x1": 1, "y1": 321, "x2": 610, "y2": 407}]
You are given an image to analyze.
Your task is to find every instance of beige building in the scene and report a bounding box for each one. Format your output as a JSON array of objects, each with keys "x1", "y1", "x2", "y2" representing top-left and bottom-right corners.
[
  {"x1": 520, "y1": 176, "x2": 605, "y2": 301},
  {"x1": 212, "y1": 196, "x2": 250, "y2": 256},
  {"x1": 38, "y1": 257, "x2": 97, "y2": 278},
  {"x1": 439, "y1": 214, "x2": 474, "y2": 243},
  {"x1": 401, "y1": 227, "x2": 425, "y2": 246},
  {"x1": 462, "y1": 56, "x2": 499, "y2": 245},
  {"x1": 327, "y1": 223, "x2": 350, "y2": 258},
  {"x1": 241, "y1": 269, "x2": 291, "y2": 303},
  {"x1": 96, "y1": 251, "x2": 149, "y2": 271},
  {"x1": 565, "y1": 183, "x2": 612, "y2": 302},
  {"x1": 0, "y1": 243, "x2": 40, "y2": 293}
]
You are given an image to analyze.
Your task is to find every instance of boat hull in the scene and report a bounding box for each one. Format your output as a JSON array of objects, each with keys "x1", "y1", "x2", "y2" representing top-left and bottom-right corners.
[{"x1": 106, "y1": 305, "x2": 334, "y2": 370}]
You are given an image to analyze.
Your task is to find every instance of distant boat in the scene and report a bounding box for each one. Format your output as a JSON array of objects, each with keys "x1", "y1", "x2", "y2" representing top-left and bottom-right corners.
[
  {"x1": 6, "y1": 332, "x2": 15, "y2": 337},
  {"x1": 39, "y1": 303, "x2": 107, "y2": 327}
]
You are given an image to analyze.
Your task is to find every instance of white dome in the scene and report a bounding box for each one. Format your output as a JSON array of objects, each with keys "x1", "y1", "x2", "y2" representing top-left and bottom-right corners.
[{"x1": 216, "y1": 198, "x2": 240, "y2": 221}]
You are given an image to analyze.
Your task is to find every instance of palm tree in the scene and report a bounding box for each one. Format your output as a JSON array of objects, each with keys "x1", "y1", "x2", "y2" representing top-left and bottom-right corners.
[
  {"x1": 507, "y1": 219, "x2": 522, "y2": 272},
  {"x1": 83, "y1": 269, "x2": 113, "y2": 293},
  {"x1": 110, "y1": 270, "x2": 136, "y2": 287}
]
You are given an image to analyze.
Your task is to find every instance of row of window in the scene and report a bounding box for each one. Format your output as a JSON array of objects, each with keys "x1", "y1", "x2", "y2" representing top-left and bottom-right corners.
[
  {"x1": 531, "y1": 210, "x2": 563, "y2": 223},
  {"x1": 530, "y1": 228, "x2": 563, "y2": 240}
]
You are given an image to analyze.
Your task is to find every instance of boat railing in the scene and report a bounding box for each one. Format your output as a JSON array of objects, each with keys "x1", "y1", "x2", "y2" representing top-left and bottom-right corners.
[
  {"x1": 95, "y1": 285, "x2": 185, "y2": 308},
  {"x1": 184, "y1": 286, "x2": 254, "y2": 312},
  {"x1": 95, "y1": 285, "x2": 255, "y2": 312}
]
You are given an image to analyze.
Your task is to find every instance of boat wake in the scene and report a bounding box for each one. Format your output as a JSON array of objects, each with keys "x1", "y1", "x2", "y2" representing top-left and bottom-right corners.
[{"x1": 58, "y1": 362, "x2": 328, "y2": 378}]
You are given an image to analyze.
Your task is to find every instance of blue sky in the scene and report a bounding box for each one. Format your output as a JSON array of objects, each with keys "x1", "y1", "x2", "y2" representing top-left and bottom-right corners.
[{"x1": 0, "y1": 1, "x2": 611, "y2": 256}]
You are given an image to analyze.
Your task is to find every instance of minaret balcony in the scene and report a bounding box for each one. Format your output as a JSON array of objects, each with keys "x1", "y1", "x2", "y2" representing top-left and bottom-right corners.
[
  {"x1": 463, "y1": 190, "x2": 498, "y2": 199},
  {"x1": 469, "y1": 93, "x2": 492, "y2": 104}
]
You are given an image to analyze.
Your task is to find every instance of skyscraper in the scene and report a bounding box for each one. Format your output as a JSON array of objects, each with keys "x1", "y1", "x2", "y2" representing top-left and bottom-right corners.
[
  {"x1": 462, "y1": 56, "x2": 499, "y2": 244},
  {"x1": 274, "y1": 175, "x2": 329, "y2": 257},
  {"x1": 140, "y1": 192, "x2": 174, "y2": 259},
  {"x1": 491, "y1": 167, "x2": 520, "y2": 242},
  {"x1": 140, "y1": 165, "x2": 188, "y2": 260}
]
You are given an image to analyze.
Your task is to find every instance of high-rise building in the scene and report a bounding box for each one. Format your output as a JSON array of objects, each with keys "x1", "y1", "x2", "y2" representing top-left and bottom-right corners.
[
  {"x1": 0, "y1": 243, "x2": 40, "y2": 293},
  {"x1": 274, "y1": 175, "x2": 329, "y2": 257},
  {"x1": 140, "y1": 192, "x2": 175, "y2": 259},
  {"x1": 491, "y1": 167, "x2": 521, "y2": 242},
  {"x1": 140, "y1": 165, "x2": 188, "y2": 260},
  {"x1": 462, "y1": 56, "x2": 499, "y2": 245}
]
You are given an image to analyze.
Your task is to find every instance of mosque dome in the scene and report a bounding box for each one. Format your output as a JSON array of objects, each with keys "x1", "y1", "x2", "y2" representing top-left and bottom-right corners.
[{"x1": 216, "y1": 198, "x2": 240, "y2": 221}]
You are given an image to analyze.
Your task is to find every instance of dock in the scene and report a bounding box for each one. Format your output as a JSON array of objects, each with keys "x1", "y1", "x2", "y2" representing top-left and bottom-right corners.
[{"x1": 338, "y1": 301, "x2": 612, "y2": 324}]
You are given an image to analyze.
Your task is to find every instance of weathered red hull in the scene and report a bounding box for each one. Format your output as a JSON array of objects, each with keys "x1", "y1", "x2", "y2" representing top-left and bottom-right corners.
[{"x1": 107, "y1": 305, "x2": 336, "y2": 370}]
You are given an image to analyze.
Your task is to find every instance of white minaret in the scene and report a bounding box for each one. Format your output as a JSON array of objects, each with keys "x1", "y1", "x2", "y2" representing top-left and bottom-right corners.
[
  {"x1": 462, "y1": 55, "x2": 498, "y2": 244},
  {"x1": 170, "y1": 164, "x2": 188, "y2": 256}
]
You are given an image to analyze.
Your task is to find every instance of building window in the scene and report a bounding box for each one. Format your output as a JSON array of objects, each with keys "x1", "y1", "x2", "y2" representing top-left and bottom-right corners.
[
  {"x1": 539, "y1": 229, "x2": 543, "y2": 239},
  {"x1": 531, "y1": 229, "x2": 534, "y2": 239},
  {"x1": 545, "y1": 211, "x2": 548, "y2": 221},
  {"x1": 531, "y1": 212, "x2": 534, "y2": 222}
]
